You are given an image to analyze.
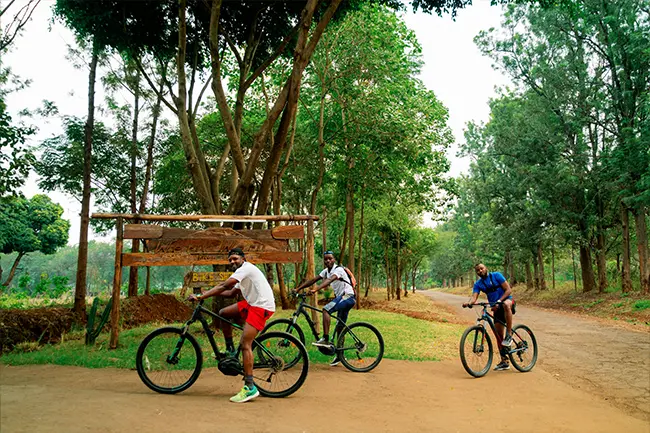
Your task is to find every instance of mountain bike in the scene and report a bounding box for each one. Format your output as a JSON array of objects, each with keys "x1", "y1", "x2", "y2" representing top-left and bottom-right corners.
[
  {"x1": 262, "y1": 292, "x2": 384, "y2": 372},
  {"x1": 135, "y1": 298, "x2": 309, "y2": 397},
  {"x1": 459, "y1": 302, "x2": 538, "y2": 378}
]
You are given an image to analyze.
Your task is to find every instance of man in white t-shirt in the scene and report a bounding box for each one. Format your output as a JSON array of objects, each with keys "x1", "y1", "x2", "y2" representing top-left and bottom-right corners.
[
  {"x1": 296, "y1": 250, "x2": 356, "y2": 366},
  {"x1": 188, "y1": 248, "x2": 275, "y2": 403}
]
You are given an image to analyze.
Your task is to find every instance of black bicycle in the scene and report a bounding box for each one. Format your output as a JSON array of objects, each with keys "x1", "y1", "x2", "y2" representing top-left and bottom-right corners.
[
  {"x1": 262, "y1": 292, "x2": 384, "y2": 372},
  {"x1": 459, "y1": 302, "x2": 538, "y2": 378},
  {"x1": 135, "y1": 298, "x2": 309, "y2": 397}
]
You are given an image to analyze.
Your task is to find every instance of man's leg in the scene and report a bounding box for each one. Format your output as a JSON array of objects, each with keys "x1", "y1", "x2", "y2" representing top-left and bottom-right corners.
[
  {"x1": 503, "y1": 299, "x2": 513, "y2": 335},
  {"x1": 322, "y1": 309, "x2": 331, "y2": 338},
  {"x1": 494, "y1": 321, "x2": 509, "y2": 370},
  {"x1": 219, "y1": 303, "x2": 242, "y2": 353},
  {"x1": 230, "y1": 322, "x2": 260, "y2": 403}
]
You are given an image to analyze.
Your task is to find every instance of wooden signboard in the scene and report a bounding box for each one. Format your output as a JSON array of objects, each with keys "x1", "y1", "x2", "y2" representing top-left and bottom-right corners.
[
  {"x1": 121, "y1": 225, "x2": 304, "y2": 266},
  {"x1": 181, "y1": 271, "x2": 231, "y2": 297}
]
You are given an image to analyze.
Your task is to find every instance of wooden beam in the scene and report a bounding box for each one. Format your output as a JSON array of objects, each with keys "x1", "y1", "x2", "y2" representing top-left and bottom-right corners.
[
  {"x1": 271, "y1": 225, "x2": 304, "y2": 239},
  {"x1": 122, "y1": 252, "x2": 303, "y2": 267},
  {"x1": 123, "y1": 224, "x2": 164, "y2": 239},
  {"x1": 92, "y1": 213, "x2": 319, "y2": 222}
]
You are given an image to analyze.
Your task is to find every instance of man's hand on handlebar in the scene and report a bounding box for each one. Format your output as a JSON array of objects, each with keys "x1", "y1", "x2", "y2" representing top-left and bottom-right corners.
[{"x1": 187, "y1": 293, "x2": 202, "y2": 302}]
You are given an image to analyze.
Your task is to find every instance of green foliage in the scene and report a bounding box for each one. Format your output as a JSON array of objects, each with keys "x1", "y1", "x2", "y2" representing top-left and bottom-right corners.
[
  {"x1": 0, "y1": 195, "x2": 70, "y2": 254},
  {"x1": 633, "y1": 300, "x2": 650, "y2": 311}
]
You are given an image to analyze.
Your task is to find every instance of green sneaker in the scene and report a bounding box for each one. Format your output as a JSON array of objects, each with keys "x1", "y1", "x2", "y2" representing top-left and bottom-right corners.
[{"x1": 230, "y1": 385, "x2": 259, "y2": 403}]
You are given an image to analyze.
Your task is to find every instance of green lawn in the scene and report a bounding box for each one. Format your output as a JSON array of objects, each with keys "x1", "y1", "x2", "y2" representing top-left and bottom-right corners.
[{"x1": 1, "y1": 309, "x2": 465, "y2": 368}]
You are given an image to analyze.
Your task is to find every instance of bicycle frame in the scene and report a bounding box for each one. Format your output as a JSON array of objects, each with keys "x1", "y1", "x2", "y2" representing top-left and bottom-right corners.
[
  {"x1": 180, "y1": 299, "x2": 244, "y2": 361},
  {"x1": 289, "y1": 294, "x2": 351, "y2": 339},
  {"x1": 473, "y1": 304, "x2": 527, "y2": 357}
]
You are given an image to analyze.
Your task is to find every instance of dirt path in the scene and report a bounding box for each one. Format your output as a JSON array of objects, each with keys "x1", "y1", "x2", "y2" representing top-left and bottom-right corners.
[
  {"x1": 421, "y1": 290, "x2": 650, "y2": 421},
  {"x1": 2, "y1": 360, "x2": 648, "y2": 433}
]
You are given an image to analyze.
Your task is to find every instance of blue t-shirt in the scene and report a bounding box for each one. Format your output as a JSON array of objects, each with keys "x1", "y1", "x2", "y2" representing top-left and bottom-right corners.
[{"x1": 472, "y1": 272, "x2": 510, "y2": 304}]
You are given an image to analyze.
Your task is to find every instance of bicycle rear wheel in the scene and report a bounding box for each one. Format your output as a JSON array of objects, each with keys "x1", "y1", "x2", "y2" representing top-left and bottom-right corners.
[
  {"x1": 252, "y1": 331, "x2": 309, "y2": 398},
  {"x1": 459, "y1": 325, "x2": 493, "y2": 378},
  {"x1": 508, "y1": 324, "x2": 538, "y2": 372},
  {"x1": 136, "y1": 327, "x2": 203, "y2": 394},
  {"x1": 337, "y1": 322, "x2": 384, "y2": 372}
]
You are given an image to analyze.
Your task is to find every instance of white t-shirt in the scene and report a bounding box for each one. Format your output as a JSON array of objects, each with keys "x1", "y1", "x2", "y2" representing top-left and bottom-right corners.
[
  {"x1": 230, "y1": 262, "x2": 276, "y2": 312},
  {"x1": 319, "y1": 265, "x2": 355, "y2": 297}
]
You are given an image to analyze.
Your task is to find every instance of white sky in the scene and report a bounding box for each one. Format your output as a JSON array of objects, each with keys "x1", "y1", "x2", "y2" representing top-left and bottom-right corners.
[{"x1": 4, "y1": 0, "x2": 511, "y2": 244}]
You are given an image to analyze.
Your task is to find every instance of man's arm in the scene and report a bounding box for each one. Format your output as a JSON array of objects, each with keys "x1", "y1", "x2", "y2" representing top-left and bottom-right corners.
[
  {"x1": 498, "y1": 281, "x2": 512, "y2": 302},
  {"x1": 463, "y1": 291, "x2": 480, "y2": 307},
  {"x1": 188, "y1": 277, "x2": 239, "y2": 301},
  {"x1": 309, "y1": 275, "x2": 339, "y2": 294},
  {"x1": 296, "y1": 275, "x2": 323, "y2": 292}
]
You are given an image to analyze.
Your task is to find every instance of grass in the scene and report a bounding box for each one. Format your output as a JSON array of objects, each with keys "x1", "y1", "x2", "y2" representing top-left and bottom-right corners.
[
  {"x1": 633, "y1": 300, "x2": 650, "y2": 311},
  {"x1": 0, "y1": 296, "x2": 466, "y2": 368}
]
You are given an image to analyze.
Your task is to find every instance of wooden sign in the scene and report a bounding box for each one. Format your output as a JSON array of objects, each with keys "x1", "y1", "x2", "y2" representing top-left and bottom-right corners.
[
  {"x1": 183, "y1": 271, "x2": 231, "y2": 288},
  {"x1": 123, "y1": 251, "x2": 303, "y2": 267},
  {"x1": 120, "y1": 224, "x2": 304, "y2": 267}
]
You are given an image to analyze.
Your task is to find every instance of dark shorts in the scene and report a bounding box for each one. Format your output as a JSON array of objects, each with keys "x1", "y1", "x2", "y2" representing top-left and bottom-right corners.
[
  {"x1": 323, "y1": 294, "x2": 356, "y2": 324},
  {"x1": 237, "y1": 300, "x2": 274, "y2": 331},
  {"x1": 494, "y1": 299, "x2": 515, "y2": 324}
]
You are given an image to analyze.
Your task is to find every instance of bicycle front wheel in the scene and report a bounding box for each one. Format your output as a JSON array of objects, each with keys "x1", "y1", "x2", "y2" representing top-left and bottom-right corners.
[
  {"x1": 261, "y1": 319, "x2": 306, "y2": 369},
  {"x1": 136, "y1": 327, "x2": 203, "y2": 394},
  {"x1": 508, "y1": 324, "x2": 538, "y2": 372},
  {"x1": 337, "y1": 322, "x2": 384, "y2": 372},
  {"x1": 252, "y1": 331, "x2": 309, "y2": 398},
  {"x1": 459, "y1": 325, "x2": 493, "y2": 378}
]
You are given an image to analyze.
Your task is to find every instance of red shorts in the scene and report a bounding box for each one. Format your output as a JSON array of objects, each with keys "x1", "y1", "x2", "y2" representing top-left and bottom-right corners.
[{"x1": 237, "y1": 300, "x2": 274, "y2": 331}]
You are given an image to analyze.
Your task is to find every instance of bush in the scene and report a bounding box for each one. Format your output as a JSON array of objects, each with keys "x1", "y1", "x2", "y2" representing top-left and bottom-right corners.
[{"x1": 633, "y1": 300, "x2": 650, "y2": 311}]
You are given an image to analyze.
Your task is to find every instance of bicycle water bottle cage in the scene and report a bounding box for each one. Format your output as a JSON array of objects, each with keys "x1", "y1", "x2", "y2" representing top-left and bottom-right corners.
[{"x1": 218, "y1": 357, "x2": 242, "y2": 376}]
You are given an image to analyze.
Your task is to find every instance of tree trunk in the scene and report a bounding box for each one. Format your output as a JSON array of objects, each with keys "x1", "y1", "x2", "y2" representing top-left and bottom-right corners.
[
  {"x1": 537, "y1": 242, "x2": 546, "y2": 290},
  {"x1": 127, "y1": 69, "x2": 141, "y2": 298},
  {"x1": 551, "y1": 244, "x2": 555, "y2": 290},
  {"x1": 74, "y1": 45, "x2": 99, "y2": 320},
  {"x1": 572, "y1": 246, "x2": 578, "y2": 292},
  {"x1": 579, "y1": 244, "x2": 596, "y2": 292},
  {"x1": 395, "y1": 231, "x2": 401, "y2": 301},
  {"x1": 144, "y1": 267, "x2": 151, "y2": 296},
  {"x1": 532, "y1": 254, "x2": 539, "y2": 290},
  {"x1": 322, "y1": 206, "x2": 327, "y2": 251},
  {"x1": 621, "y1": 201, "x2": 633, "y2": 293},
  {"x1": 596, "y1": 231, "x2": 607, "y2": 293},
  {"x1": 1, "y1": 252, "x2": 26, "y2": 288},
  {"x1": 634, "y1": 206, "x2": 649, "y2": 293},
  {"x1": 356, "y1": 186, "x2": 365, "y2": 308},
  {"x1": 525, "y1": 260, "x2": 532, "y2": 290}
]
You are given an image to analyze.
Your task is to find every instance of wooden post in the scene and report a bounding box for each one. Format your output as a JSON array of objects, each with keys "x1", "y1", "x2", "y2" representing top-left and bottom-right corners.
[
  {"x1": 110, "y1": 217, "x2": 124, "y2": 349},
  {"x1": 306, "y1": 219, "x2": 320, "y2": 334}
]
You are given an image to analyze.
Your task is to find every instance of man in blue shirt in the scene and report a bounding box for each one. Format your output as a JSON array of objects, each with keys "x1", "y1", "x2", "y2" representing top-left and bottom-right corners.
[{"x1": 463, "y1": 263, "x2": 516, "y2": 371}]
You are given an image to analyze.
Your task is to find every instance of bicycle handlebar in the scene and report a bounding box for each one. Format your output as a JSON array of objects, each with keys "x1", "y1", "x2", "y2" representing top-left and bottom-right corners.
[{"x1": 462, "y1": 301, "x2": 504, "y2": 309}]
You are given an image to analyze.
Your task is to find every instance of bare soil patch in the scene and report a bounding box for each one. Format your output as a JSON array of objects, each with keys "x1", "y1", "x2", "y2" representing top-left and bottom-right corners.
[{"x1": 1, "y1": 294, "x2": 191, "y2": 351}]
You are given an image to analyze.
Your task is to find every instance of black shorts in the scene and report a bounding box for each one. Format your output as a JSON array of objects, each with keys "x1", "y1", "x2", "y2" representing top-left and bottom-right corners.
[{"x1": 494, "y1": 299, "x2": 516, "y2": 324}]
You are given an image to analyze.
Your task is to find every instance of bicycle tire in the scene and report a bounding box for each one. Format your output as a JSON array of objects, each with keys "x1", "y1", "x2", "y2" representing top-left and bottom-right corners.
[
  {"x1": 337, "y1": 322, "x2": 384, "y2": 373},
  {"x1": 136, "y1": 327, "x2": 203, "y2": 394},
  {"x1": 260, "y1": 318, "x2": 307, "y2": 369},
  {"x1": 252, "y1": 331, "x2": 309, "y2": 398},
  {"x1": 459, "y1": 325, "x2": 493, "y2": 378},
  {"x1": 262, "y1": 318, "x2": 306, "y2": 345},
  {"x1": 508, "y1": 324, "x2": 538, "y2": 372}
]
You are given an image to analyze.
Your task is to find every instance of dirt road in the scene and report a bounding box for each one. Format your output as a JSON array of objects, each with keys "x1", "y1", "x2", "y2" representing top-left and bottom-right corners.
[
  {"x1": 422, "y1": 290, "x2": 650, "y2": 421},
  {"x1": 1, "y1": 359, "x2": 648, "y2": 433}
]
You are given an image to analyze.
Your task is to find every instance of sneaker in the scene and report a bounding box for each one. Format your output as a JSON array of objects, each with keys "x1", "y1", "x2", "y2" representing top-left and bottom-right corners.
[
  {"x1": 312, "y1": 337, "x2": 331, "y2": 347},
  {"x1": 502, "y1": 334, "x2": 513, "y2": 347},
  {"x1": 329, "y1": 357, "x2": 341, "y2": 367},
  {"x1": 493, "y1": 361, "x2": 510, "y2": 371},
  {"x1": 229, "y1": 385, "x2": 259, "y2": 403}
]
